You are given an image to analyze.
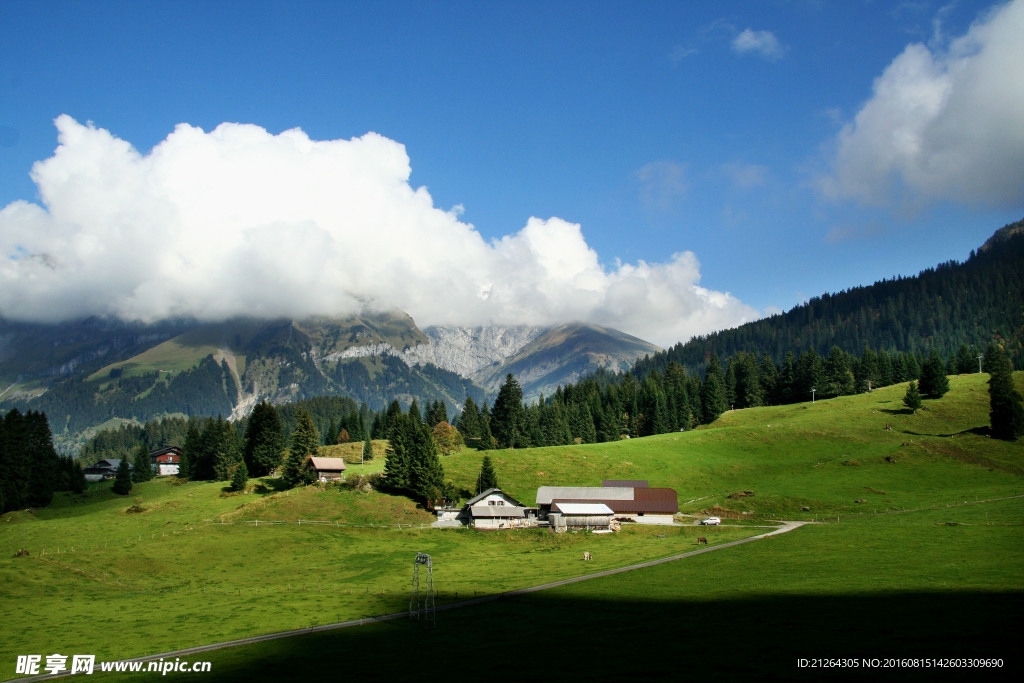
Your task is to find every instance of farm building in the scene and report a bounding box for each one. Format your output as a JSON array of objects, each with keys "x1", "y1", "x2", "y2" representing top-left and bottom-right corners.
[
  {"x1": 537, "y1": 480, "x2": 678, "y2": 525},
  {"x1": 83, "y1": 459, "x2": 131, "y2": 482},
  {"x1": 434, "y1": 488, "x2": 535, "y2": 529},
  {"x1": 549, "y1": 502, "x2": 614, "y2": 530},
  {"x1": 149, "y1": 446, "x2": 182, "y2": 476},
  {"x1": 307, "y1": 456, "x2": 347, "y2": 482}
]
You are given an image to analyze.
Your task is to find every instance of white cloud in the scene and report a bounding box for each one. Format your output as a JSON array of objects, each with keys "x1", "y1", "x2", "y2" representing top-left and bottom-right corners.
[
  {"x1": 0, "y1": 117, "x2": 760, "y2": 347},
  {"x1": 731, "y1": 28, "x2": 785, "y2": 61},
  {"x1": 821, "y1": 0, "x2": 1024, "y2": 210}
]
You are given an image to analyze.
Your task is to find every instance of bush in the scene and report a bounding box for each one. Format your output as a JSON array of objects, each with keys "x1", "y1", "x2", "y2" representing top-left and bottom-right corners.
[{"x1": 343, "y1": 473, "x2": 372, "y2": 492}]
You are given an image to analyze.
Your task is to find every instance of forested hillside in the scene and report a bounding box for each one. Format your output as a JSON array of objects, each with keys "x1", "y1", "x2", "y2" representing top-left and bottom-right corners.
[{"x1": 634, "y1": 219, "x2": 1024, "y2": 379}]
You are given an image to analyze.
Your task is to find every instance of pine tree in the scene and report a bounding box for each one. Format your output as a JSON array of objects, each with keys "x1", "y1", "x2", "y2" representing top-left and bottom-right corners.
[
  {"x1": 903, "y1": 380, "x2": 922, "y2": 414},
  {"x1": 919, "y1": 349, "x2": 950, "y2": 397},
  {"x1": 230, "y1": 460, "x2": 249, "y2": 492},
  {"x1": 383, "y1": 413, "x2": 413, "y2": 491},
  {"x1": 987, "y1": 343, "x2": 1024, "y2": 441},
  {"x1": 243, "y1": 401, "x2": 285, "y2": 477},
  {"x1": 701, "y1": 356, "x2": 728, "y2": 423},
  {"x1": 362, "y1": 432, "x2": 373, "y2": 463},
  {"x1": 491, "y1": 374, "x2": 526, "y2": 448},
  {"x1": 132, "y1": 444, "x2": 154, "y2": 483},
  {"x1": 476, "y1": 455, "x2": 498, "y2": 493},
  {"x1": 112, "y1": 458, "x2": 133, "y2": 495},
  {"x1": 212, "y1": 417, "x2": 243, "y2": 482},
  {"x1": 408, "y1": 424, "x2": 445, "y2": 507},
  {"x1": 282, "y1": 410, "x2": 319, "y2": 488}
]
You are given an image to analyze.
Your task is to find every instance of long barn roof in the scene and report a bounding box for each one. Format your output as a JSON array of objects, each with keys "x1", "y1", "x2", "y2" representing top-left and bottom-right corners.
[{"x1": 537, "y1": 485, "x2": 678, "y2": 514}]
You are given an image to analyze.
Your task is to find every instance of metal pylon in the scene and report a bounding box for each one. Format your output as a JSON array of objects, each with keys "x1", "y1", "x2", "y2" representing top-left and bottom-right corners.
[{"x1": 409, "y1": 552, "x2": 435, "y2": 627}]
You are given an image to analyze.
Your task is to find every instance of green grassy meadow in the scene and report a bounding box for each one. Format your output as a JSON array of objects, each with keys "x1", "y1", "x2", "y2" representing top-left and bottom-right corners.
[{"x1": 1, "y1": 373, "x2": 1021, "y2": 680}]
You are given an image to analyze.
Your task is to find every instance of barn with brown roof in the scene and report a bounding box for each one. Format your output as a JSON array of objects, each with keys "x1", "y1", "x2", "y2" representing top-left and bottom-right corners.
[{"x1": 536, "y1": 480, "x2": 678, "y2": 525}]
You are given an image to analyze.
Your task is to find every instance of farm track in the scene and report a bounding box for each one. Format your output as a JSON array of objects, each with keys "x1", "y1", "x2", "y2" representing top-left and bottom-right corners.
[{"x1": 5, "y1": 521, "x2": 807, "y2": 682}]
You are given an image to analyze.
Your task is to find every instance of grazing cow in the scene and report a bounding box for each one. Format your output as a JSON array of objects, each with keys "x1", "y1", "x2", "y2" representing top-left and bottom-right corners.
[
  {"x1": 697, "y1": 537, "x2": 708, "y2": 545},
  {"x1": 583, "y1": 551, "x2": 592, "y2": 561}
]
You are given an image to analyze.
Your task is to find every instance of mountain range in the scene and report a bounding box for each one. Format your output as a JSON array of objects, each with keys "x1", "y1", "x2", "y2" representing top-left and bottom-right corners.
[
  {"x1": 0, "y1": 310, "x2": 660, "y2": 449},
  {"x1": 2, "y1": 218, "x2": 1021, "y2": 452}
]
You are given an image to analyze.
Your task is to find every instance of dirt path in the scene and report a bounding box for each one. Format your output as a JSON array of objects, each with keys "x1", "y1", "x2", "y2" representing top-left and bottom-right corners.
[{"x1": 6, "y1": 522, "x2": 807, "y2": 682}]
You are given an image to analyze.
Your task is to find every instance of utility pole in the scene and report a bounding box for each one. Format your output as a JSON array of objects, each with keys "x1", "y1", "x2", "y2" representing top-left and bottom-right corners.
[
  {"x1": 811, "y1": 387, "x2": 816, "y2": 403},
  {"x1": 978, "y1": 354, "x2": 984, "y2": 374}
]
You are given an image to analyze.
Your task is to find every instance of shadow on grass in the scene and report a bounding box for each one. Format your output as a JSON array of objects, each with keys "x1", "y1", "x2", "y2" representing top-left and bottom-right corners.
[
  {"x1": 880, "y1": 407, "x2": 914, "y2": 416},
  {"x1": 900, "y1": 426, "x2": 991, "y2": 438},
  {"x1": 105, "y1": 590, "x2": 1022, "y2": 682},
  {"x1": 254, "y1": 477, "x2": 290, "y2": 494}
]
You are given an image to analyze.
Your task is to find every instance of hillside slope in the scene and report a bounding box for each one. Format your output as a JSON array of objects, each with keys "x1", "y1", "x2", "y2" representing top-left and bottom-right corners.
[{"x1": 635, "y1": 219, "x2": 1024, "y2": 379}]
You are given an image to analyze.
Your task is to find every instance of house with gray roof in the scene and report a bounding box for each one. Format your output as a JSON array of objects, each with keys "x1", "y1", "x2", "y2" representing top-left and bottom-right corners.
[{"x1": 434, "y1": 488, "x2": 535, "y2": 529}]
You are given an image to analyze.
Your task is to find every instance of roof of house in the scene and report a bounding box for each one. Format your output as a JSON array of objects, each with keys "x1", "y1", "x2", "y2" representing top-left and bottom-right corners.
[
  {"x1": 469, "y1": 505, "x2": 526, "y2": 519},
  {"x1": 539, "y1": 485, "x2": 679, "y2": 515},
  {"x1": 602, "y1": 479, "x2": 649, "y2": 488},
  {"x1": 308, "y1": 457, "x2": 347, "y2": 472},
  {"x1": 551, "y1": 503, "x2": 614, "y2": 515},
  {"x1": 463, "y1": 488, "x2": 527, "y2": 509},
  {"x1": 536, "y1": 486, "x2": 635, "y2": 505},
  {"x1": 149, "y1": 446, "x2": 183, "y2": 457}
]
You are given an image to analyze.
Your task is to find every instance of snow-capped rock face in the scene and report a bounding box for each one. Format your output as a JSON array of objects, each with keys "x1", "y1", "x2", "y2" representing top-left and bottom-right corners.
[{"x1": 402, "y1": 325, "x2": 547, "y2": 377}]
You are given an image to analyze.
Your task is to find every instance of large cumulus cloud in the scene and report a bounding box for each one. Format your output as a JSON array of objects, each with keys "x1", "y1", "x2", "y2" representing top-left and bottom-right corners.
[
  {"x1": 821, "y1": 0, "x2": 1024, "y2": 210},
  {"x1": 0, "y1": 116, "x2": 759, "y2": 347}
]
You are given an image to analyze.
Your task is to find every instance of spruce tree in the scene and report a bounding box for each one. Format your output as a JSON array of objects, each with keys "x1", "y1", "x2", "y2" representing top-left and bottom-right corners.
[
  {"x1": 132, "y1": 444, "x2": 154, "y2": 483},
  {"x1": 919, "y1": 349, "x2": 950, "y2": 397},
  {"x1": 903, "y1": 380, "x2": 922, "y2": 414},
  {"x1": 987, "y1": 343, "x2": 1024, "y2": 441},
  {"x1": 362, "y1": 432, "x2": 373, "y2": 463},
  {"x1": 382, "y1": 413, "x2": 413, "y2": 492},
  {"x1": 701, "y1": 356, "x2": 728, "y2": 423},
  {"x1": 491, "y1": 374, "x2": 527, "y2": 448},
  {"x1": 230, "y1": 460, "x2": 249, "y2": 492},
  {"x1": 243, "y1": 401, "x2": 285, "y2": 477},
  {"x1": 409, "y1": 424, "x2": 445, "y2": 507},
  {"x1": 282, "y1": 410, "x2": 319, "y2": 488},
  {"x1": 112, "y1": 458, "x2": 133, "y2": 495},
  {"x1": 179, "y1": 420, "x2": 200, "y2": 479},
  {"x1": 477, "y1": 455, "x2": 498, "y2": 493}
]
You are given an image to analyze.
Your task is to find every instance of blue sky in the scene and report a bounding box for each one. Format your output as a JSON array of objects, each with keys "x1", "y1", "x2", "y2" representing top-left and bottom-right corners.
[{"x1": 1, "y1": 0, "x2": 1022, "y2": 346}]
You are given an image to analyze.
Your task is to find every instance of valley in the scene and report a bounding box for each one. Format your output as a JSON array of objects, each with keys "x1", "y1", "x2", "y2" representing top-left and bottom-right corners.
[{"x1": 2, "y1": 373, "x2": 1020, "y2": 680}]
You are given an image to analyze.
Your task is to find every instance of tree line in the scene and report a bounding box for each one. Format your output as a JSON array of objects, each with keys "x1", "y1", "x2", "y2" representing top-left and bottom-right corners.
[{"x1": 1, "y1": 409, "x2": 85, "y2": 513}]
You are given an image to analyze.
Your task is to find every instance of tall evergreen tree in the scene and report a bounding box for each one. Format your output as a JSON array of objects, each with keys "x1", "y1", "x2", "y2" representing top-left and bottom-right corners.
[
  {"x1": 491, "y1": 374, "x2": 526, "y2": 448},
  {"x1": 243, "y1": 401, "x2": 285, "y2": 476},
  {"x1": 230, "y1": 460, "x2": 249, "y2": 492},
  {"x1": 211, "y1": 417, "x2": 243, "y2": 482},
  {"x1": 986, "y1": 343, "x2": 1024, "y2": 441},
  {"x1": 408, "y1": 423, "x2": 445, "y2": 507},
  {"x1": 362, "y1": 432, "x2": 373, "y2": 463},
  {"x1": 112, "y1": 458, "x2": 133, "y2": 495},
  {"x1": 132, "y1": 444, "x2": 154, "y2": 483},
  {"x1": 383, "y1": 413, "x2": 414, "y2": 491},
  {"x1": 179, "y1": 420, "x2": 200, "y2": 479},
  {"x1": 903, "y1": 380, "x2": 923, "y2": 414},
  {"x1": 477, "y1": 455, "x2": 498, "y2": 493},
  {"x1": 282, "y1": 410, "x2": 319, "y2": 488},
  {"x1": 701, "y1": 356, "x2": 728, "y2": 423},
  {"x1": 919, "y1": 349, "x2": 950, "y2": 398}
]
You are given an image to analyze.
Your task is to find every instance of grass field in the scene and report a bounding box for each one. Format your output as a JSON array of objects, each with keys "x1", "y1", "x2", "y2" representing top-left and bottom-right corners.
[{"x1": 1, "y1": 373, "x2": 1021, "y2": 681}]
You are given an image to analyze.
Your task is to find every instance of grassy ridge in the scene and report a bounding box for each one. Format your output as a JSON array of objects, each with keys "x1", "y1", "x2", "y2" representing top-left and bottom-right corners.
[
  {"x1": 447, "y1": 374, "x2": 1022, "y2": 517},
  {"x1": 1, "y1": 373, "x2": 1021, "y2": 679}
]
